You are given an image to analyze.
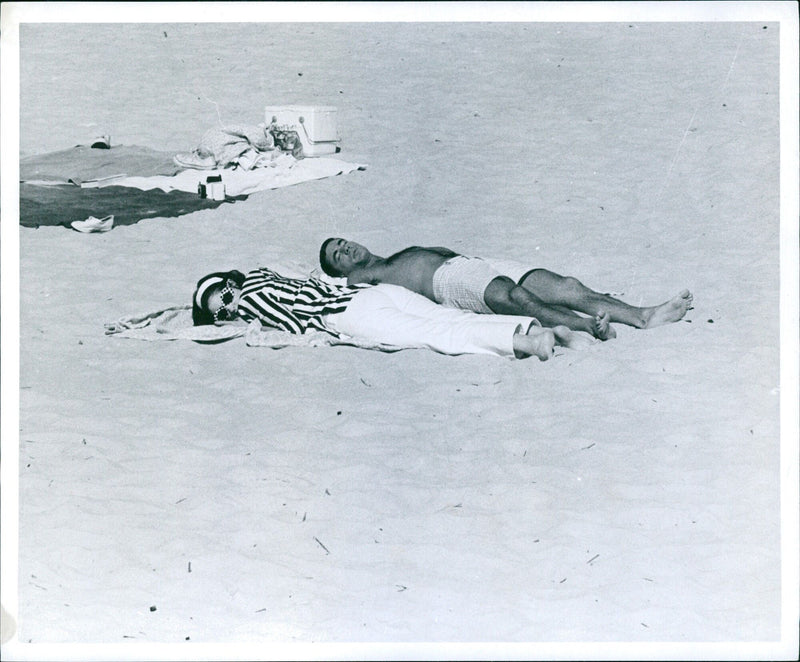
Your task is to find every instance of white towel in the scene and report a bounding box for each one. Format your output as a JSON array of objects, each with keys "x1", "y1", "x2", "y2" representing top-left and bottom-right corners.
[
  {"x1": 82, "y1": 157, "x2": 367, "y2": 197},
  {"x1": 104, "y1": 306, "x2": 246, "y2": 343},
  {"x1": 104, "y1": 305, "x2": 403, "y2": 352}
]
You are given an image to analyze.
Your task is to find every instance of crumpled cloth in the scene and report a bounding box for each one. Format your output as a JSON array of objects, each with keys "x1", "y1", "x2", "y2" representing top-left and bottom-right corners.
[{"x1": 195, "y1": 123, "x2": 274, "y2": 168}]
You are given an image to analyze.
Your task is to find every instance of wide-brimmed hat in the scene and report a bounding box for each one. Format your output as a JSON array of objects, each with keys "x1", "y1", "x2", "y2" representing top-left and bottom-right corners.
[{"x1": 194, "y1": 274, "x2": 225, "y2": 310}]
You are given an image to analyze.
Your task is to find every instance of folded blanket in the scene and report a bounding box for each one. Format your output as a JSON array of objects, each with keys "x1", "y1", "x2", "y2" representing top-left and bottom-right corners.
[
  {"x1": 20, "y1": 145, "x2": 180, "y2": 184},
  {"x1": 105, "y1": 305, "x2": 402, "y2": 352}
]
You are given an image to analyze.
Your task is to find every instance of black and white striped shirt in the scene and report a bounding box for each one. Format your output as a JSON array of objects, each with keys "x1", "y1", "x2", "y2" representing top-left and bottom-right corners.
[{"x1": 237, "y1": 267, "x2": 369, "y2": 335}]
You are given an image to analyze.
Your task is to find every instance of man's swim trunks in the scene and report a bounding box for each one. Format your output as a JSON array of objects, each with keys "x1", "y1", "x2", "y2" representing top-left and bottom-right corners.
[{"x1": 431, "y1": 256, "x2": 502, "y2": 314}]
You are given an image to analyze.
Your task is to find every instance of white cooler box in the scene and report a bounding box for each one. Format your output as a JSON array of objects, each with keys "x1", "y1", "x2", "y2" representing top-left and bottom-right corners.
[{"x1": 265, "y1": 105, "x2": 341, "y2": 157}]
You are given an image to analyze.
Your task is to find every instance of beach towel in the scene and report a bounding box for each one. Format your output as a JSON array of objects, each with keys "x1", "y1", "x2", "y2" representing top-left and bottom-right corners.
[
  {"x1": 89, "y1": 154, "x2": 366, "y2": 197},
  {"x1": 104, "y1": 305, "x2": 402, "y2": 352},
  {"x1": 20, "y1": 145, "x2": 366, "y2": 228},
  {"x1": 104, "y1": 306, "x2": 246, "y2": 343}
]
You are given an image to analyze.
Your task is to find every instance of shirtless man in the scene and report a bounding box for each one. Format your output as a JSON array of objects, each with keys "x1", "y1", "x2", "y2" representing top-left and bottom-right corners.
[{"x1": 319, "y1": 238, "x2": 694, "y2": 340}]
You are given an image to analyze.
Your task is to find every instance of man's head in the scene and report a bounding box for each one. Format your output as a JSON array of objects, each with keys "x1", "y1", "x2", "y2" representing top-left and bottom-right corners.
[
  {"x1": 319, "y1": 237, "x2": 372, "y2": 278},
  {"x1": 192, "y1": 270, "x2": 246, "y2": 325}
]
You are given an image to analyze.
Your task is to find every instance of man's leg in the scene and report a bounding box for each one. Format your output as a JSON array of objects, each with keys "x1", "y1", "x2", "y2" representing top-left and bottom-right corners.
[
  {"x1": 484, "y1": 276, "x2": 615, "y2": 340},
  {"x1": 518, "y1": 269, "x2": 693, "y2": 329}
]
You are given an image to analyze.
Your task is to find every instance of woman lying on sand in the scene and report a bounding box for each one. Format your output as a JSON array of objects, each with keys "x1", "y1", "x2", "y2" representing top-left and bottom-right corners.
[{"x1": 192, "y1": 267, "x2": 593, "y2": 360}]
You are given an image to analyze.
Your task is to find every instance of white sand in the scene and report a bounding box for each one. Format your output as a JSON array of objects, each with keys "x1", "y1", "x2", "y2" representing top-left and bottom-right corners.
[{"x1": 2, "y1": 6, "x2": 798, "y2": 660}]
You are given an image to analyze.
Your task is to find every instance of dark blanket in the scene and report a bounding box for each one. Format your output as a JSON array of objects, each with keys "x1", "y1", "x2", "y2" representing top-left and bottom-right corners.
[
  {"x1": 19, "y1": 145, "x2": 239, "y2": 228},
  {"x1": 20, "y1": 183, "x2": 229, "y2": 228}
]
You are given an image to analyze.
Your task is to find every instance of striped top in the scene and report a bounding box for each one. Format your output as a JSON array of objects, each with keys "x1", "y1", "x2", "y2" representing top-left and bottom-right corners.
[{"x1": 237, "y1": 267, "x2": 369, "y2": 335}]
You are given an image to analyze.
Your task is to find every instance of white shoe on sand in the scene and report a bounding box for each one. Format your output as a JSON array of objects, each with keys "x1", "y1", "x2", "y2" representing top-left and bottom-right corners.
[{"x1": 71, "y1": 215, "x2": 114, "y2": 233}]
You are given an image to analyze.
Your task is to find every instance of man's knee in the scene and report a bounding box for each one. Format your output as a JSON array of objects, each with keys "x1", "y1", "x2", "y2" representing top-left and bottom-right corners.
[
  {"x1": 560, "y1": 275, "x2": 585, "y2": 294},
  {"x1": 484, "y1": 276, "x2": 518, "y2": 313}
]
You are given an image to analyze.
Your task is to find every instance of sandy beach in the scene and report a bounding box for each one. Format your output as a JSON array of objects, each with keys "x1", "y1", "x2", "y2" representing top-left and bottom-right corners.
[{"x1": 2, "y1": 3, "x2": 798, "y2": 660}]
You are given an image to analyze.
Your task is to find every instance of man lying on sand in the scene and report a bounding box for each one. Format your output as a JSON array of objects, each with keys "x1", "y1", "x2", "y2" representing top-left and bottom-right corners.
[
  {"x1": 192, "y1": 267, "x2": 592, "y2": 360},
  {"x1": 319, "y1": 238, "x2": 693, "y2": 340}
]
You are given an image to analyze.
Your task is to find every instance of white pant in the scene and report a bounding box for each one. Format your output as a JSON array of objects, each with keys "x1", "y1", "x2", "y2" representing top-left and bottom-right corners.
[{"x1": 324, "y1": 284, "x2": 536, "y2": 358}]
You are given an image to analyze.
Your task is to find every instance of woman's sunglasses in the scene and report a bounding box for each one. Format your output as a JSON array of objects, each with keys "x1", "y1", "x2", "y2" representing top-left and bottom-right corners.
[{"x1": 212, "y1": 285, "x2": 236, "y2": 322}]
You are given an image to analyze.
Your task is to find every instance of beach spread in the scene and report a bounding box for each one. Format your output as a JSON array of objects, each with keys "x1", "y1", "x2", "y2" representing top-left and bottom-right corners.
[{"x1": 20, "y1": 144, "x2": 366, "y2": 229}]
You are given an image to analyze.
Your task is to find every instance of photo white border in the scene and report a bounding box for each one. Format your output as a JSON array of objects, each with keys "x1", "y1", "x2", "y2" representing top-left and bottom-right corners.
[{"x1": 1, "y1": 2, "x2": 797, "y2": 660}]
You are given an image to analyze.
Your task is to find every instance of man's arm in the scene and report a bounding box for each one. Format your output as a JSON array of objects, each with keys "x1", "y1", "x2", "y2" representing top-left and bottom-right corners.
[
  {"x1": 425, "y1": 246, "x2": 459, "y2": 255},
  {"x1": 388, "y1": 245, "x2": 458, "y2": 260}
]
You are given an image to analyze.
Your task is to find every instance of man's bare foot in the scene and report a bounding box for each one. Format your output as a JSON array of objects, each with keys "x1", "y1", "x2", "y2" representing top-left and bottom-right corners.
[
  {"x1": 593, "y1": 311, "x2": 616, "y2": 340},
  {"x1": 642, "y1": 290, "x2": 694, "y2": 328},
  {"x1": 553, "y1": 325, "x2": 595, "y2": 350},
  {"x1": 513, "y1": 326, "x2": 556, "y2": 360}
]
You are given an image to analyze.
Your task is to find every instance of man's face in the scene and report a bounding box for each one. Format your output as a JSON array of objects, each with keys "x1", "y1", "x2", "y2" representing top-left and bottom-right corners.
[{"x1": 325, "y1": 238, "x2": 370, "y2": 275}]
